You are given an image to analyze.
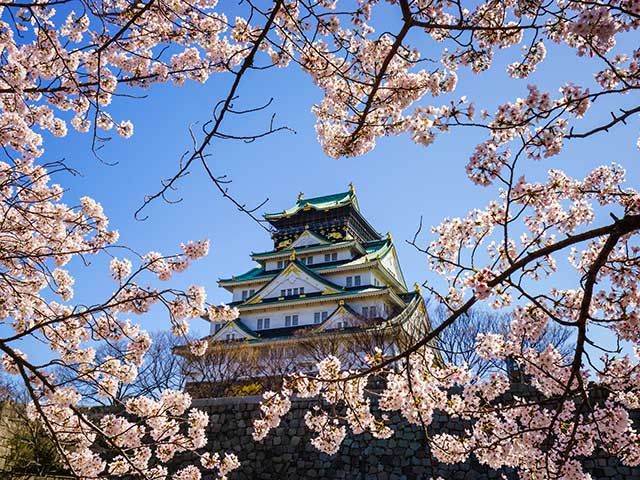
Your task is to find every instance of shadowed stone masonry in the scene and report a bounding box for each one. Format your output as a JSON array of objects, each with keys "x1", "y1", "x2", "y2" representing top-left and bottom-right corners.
[{"x1": 175, "y1": 396, "x2": 640, "y2": 480}]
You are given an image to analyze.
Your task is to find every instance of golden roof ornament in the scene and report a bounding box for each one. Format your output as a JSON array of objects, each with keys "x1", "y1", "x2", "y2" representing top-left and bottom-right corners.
[
  {"x1": 386, "y1": 232, "x2": 393, "y2": 242},
  {"x1": 414, "y1": 282, "x2": 422, "y2": 294},
  {"x1": 289, "y1": 250, "x2": 297, "y2": 261},
  {"x1": 349, "y1": 182, "x2": 356, "y2": 194},
  {"x1": 298, "y1": 191, "x2": 304, "y2": 201}
]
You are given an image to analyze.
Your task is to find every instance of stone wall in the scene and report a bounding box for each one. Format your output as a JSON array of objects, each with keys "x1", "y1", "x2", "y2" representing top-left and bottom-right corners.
[{"x1": 181, "y1": 396, "x2": 640, "y2": 480}]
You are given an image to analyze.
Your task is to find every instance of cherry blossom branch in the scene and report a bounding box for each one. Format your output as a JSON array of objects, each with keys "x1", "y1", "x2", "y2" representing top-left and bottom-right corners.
[
  {"x1": 134, "y1": 0, "x2": 286, "y2": 227},
  {"x1": 567, "y1": 105, "x2": 640, "y2": 139}
]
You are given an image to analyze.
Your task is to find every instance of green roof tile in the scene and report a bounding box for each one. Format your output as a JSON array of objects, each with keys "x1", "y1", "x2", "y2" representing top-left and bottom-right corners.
[
  {"x1": 264, "y1": 190, "x2": 357, "y2": 220},
  {"x1": 219, "y1": 266, "x2": 269, "y2": 283},
  {"x1": 251, "y1": 240, "x2": 354, "y2": 259},
  {"x1": 364, "y1": 239, "x2": 392, "y2": 259},
  {"x1": 233, "y1": 319, "x2": 260, "y2": 338}
]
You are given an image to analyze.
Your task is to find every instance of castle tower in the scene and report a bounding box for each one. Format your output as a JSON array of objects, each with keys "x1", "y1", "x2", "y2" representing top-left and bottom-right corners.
[{"x1": 181, "y1": 187, "x2": 429, "y2": 395}]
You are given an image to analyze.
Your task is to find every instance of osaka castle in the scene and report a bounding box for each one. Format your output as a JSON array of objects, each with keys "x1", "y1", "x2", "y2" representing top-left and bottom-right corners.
[{"x1": 181, "y1": 185, "x2": 430, "y2": 395}]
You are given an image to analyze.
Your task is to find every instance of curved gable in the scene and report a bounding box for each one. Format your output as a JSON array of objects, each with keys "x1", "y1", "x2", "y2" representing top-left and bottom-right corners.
[
  {"x1": 317, "y1": 303, "x2": 363, "y2": 331},
  {"x1": 290, "y1": 230, "x2": 329, "y2": 248},
  {"x1": 244, "y1": 261, "x2": 343, "y2": 303},
  {"x1": 211, "y1": 319, "x2": 259, "y2": 342}
]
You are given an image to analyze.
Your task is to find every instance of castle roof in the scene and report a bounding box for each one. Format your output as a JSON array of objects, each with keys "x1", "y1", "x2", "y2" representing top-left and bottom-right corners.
[
  {"x1": 264, "y1": 189, "x2": 358, "y2": 221},
  {"x1": 220, "y1": 238, "x2": 393, "y2": 285},
  {"x1": 263, "y1": 186, "x2": 382, "y2": 246}
]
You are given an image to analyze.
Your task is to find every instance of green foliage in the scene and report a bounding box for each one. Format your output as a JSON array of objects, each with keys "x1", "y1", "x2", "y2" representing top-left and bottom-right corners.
[{"x1": 1, "y1": 405, "x2": 69, "y2": 477}]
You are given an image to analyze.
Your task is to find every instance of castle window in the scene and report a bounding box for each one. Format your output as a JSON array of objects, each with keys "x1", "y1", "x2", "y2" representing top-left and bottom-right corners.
[
  {"x1": 370, "y1": 306, "x2": 377, "y2": 318},
  {"x1": 285, "y1": 315, "x2": 291, "y2": 326},
  {"x1": 354, "y1": 275, "x2": 361, "y2": 287},
  {"x1": 346, "y1": 276, "x2": 353, "y2": 287},
  {"x1": 249, "y1": 289, "x2": 255, "y2": 297},
  {"x1": 257, "y1": 318, "x2": 263, "y2": 330},
  {"x1": 307, "y1": 256, "x2": 313, "y2": 265},
  {"x1": 300, "y1": 287, "x2": 305, "y2": 294},
  {"x1": 287, "y1": 288, "x2": 292, "y2": 296},
  {"x1": 325, "y1": 252, "x2": 338, "y2": 262},
  {"x1": 241, "y1": 290, "x2": 248, "y2": 300},
  {"x1": 281, "y1": 289, "x2": 286, "y2": 296},
  {"x1": 362, "y1": 306, "x2": 369, "y2": 318},
  {"x1": 293, "y1": 287, "x2": 299, "y2": 295},
  {"x1": 285, "y1": 315, "x2": 299, "y2": 327},
  {"x1": 264, "y1": 318, "x2": 270, "y2": 328},
  {"x1": 214, "y1": 323, "x2": 222, "y2": 332},
  {"x1": 314, "y1": 311, "x2": 327, "y2": 324},
  {"x1": 292, "y1": 315, "x2": 298, "y2": 326},
  {"x1": 277, "y1": 260, "x2": 284, "y2": 269}
]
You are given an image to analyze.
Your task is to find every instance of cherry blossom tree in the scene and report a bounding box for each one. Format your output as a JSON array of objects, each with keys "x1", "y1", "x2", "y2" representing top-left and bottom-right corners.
[
  {"x1": 0, "y1": 0, "x2": 639, "y2": 478},
  {"x1": 55, "y1": 331, "x2": 188, "y2": 405},
  {"x1": 0, "y1": 156, "x2": 241, "y2": 478}
]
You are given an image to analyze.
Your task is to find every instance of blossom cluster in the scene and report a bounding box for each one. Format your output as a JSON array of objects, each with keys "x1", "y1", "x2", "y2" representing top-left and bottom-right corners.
[
  {"x1": 0, "y1": 158, "x2": 237, "y2": 479},
  {"x1": 254, "y1": 161, "x2": 640, "y2": 477}
]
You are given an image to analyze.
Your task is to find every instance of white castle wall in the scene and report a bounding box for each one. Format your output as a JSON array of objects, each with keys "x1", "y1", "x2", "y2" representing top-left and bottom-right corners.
[
  {"x1": 210, "y1": 298, "x2": 392, "y2": 335},
  {"x1": 240, "y1": 298, "x2": 391, "y2": 331},
  {"x1": 262, "y1": 245, "x2": 355, "y2": 271}
]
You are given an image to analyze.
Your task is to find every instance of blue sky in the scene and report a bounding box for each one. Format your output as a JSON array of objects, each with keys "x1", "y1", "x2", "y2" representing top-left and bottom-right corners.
[{"x1": 14, "y1": 13, "x2": 640, "y2": 362}]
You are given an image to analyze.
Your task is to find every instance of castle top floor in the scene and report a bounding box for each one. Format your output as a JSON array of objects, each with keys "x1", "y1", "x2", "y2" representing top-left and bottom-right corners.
[{"x1": 263, "y1": 185, "x2": 381, "y2": 250}]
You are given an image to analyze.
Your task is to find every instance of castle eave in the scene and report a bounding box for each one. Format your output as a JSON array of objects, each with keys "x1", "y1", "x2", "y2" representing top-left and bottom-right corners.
[
  {"x1": 250, "y1": 240, "x2": 364, "y2": 261},
  {"x1": 180, "y1": 291, "x2": 425, "y2": 354}
]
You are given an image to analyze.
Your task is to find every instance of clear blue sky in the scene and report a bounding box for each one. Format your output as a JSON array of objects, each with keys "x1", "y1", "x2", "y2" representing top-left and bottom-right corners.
[{"x1": 16, "y1": 19, "x2": 639, "y2": 361}]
